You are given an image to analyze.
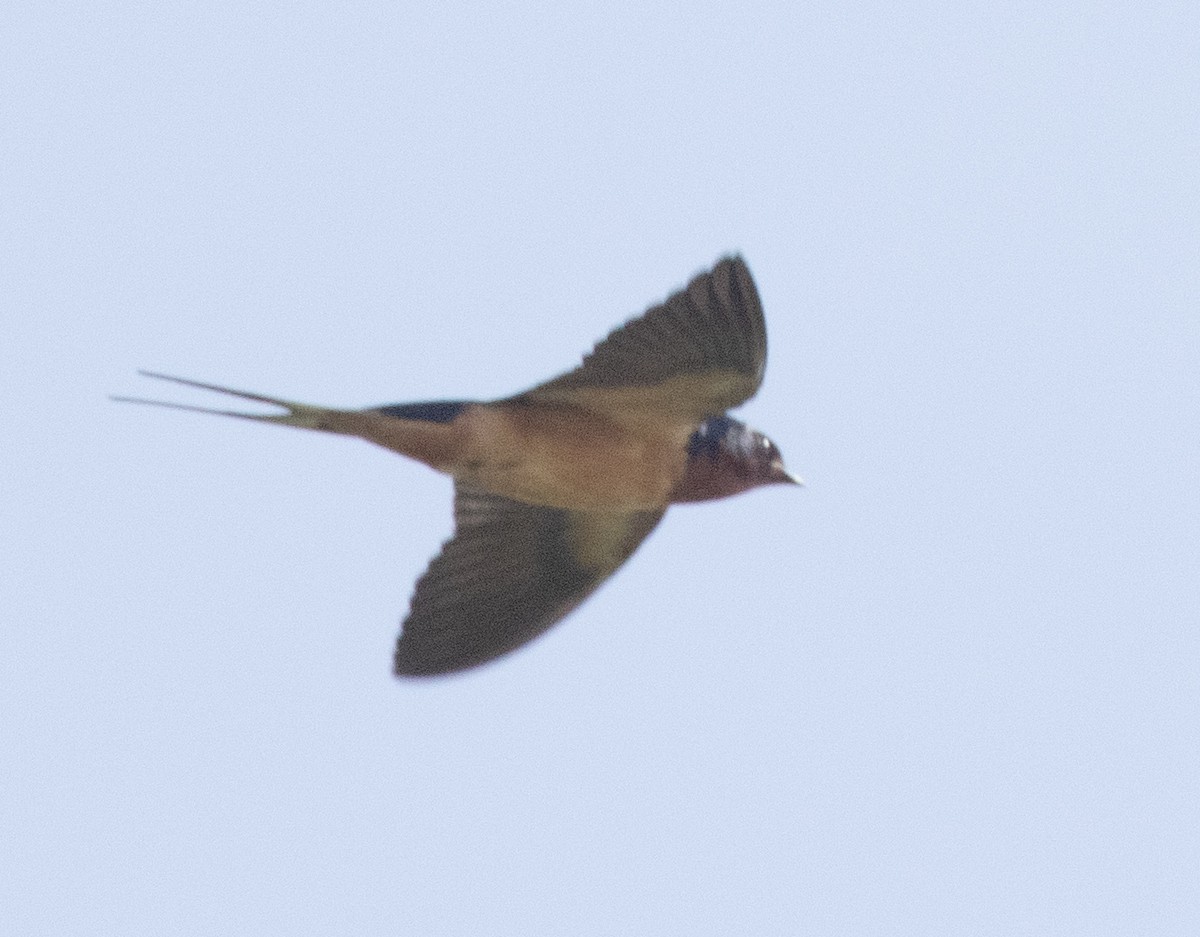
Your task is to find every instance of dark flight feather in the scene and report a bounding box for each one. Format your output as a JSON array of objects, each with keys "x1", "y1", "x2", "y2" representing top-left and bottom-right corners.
[
  {"x1": 518, "y1": 256, "x2": 767, "y2": 419},
  {"x1": 394, "y1": 483, "x2": 664, "y2": 676}
]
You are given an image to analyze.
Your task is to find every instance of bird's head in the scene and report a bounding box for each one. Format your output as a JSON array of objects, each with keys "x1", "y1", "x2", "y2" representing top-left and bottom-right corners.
[{"x1": 671, "y1": 416, "x2": 801, "y2": 503}]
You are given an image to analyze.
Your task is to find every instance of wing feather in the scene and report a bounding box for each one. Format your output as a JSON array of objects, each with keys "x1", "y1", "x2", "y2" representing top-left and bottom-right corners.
[
  {"x1": 517, "y1": 256, "x2": 767, "y2": 421},
  {"x1": 394, "y1": 484, "x2": 664, "y2": 676}
]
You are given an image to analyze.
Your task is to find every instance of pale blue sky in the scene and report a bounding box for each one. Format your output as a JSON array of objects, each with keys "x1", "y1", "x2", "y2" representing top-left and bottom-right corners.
[{"x1": 5, "y1": 3, "x2": 1198, "y2": 934}]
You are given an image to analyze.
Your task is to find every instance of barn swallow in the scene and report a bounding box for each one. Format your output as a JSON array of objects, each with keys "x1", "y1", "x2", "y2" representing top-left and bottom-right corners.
[{"x1": 115, "y1": 256, "x2": 800, "y2": 676}]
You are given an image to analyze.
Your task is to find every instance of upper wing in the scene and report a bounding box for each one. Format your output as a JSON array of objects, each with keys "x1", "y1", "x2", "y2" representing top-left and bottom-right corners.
[
  {"x1": 393, "y1": 483, "x2": 664, "y2": 677},
  {"x1": 515, "y1": 256, "x2": 767, "y2": 422}
]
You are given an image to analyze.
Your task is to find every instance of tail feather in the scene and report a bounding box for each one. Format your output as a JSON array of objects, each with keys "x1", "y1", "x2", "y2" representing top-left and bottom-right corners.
[{"x1": 111, "y1": 371, "x2": 338, "y2": 431}]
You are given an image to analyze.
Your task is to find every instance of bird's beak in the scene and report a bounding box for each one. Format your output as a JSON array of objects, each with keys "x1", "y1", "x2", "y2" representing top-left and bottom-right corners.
[{"x1": 771, "y1": 463, "x2": 804, "y2": 487}]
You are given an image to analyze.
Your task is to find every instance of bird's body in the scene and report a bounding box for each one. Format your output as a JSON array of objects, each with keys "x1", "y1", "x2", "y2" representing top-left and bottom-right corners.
[
  {"x1": 116, "y1": 256, "x2": 799, "y2": 676},
  {"x1": 373, "y1": 399, "x2": 691, "y2": 512}
]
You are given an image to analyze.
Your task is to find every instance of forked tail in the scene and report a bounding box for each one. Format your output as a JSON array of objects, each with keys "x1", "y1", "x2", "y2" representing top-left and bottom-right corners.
[{"x1": 111, "y1": 371, "x2": 344, "y2": 432}]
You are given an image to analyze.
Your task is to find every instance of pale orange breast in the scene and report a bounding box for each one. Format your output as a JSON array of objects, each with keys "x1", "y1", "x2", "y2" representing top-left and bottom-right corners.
[{"x1": 454, "y1": 403, "x2": 690, "y2": 510}]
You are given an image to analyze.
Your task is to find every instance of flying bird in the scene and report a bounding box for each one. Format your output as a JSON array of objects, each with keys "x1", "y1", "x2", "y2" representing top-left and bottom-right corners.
[{"x1": 115, "y1": 256, "x2": 800, "y2": 676}]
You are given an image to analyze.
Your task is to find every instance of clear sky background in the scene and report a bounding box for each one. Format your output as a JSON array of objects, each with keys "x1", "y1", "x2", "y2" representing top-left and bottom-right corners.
[{"x1": 5, "y1": 3, "x2": 1198, "y2": 934}]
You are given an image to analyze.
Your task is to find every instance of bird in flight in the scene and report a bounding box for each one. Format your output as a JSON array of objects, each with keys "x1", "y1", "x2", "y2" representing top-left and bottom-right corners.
[{"x1": 116, "y1": 256, "x2": 800, "y2": 677}]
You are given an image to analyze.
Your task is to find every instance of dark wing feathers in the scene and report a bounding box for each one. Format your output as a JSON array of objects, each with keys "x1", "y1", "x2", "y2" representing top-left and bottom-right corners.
[
  {"x1": 394, "y1": 484, "x2": 663, "y2": 676},
  {"x1": 393, "y1": 257, "x2": 764, "y2": 675},
  {"x1": 521, "y1": 256, "x2": 767, "y2": 416}
]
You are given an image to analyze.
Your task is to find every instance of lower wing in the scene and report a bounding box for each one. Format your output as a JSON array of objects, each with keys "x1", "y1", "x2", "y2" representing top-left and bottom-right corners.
[{"x1": 394, "y1": 483, "x2": 665, "y2": 676}]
